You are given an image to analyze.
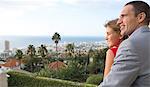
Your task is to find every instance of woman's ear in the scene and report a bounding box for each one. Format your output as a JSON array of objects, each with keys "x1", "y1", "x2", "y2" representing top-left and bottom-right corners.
[{"x1": 120, "y1": 35, "x2": 128, "y2": 40}]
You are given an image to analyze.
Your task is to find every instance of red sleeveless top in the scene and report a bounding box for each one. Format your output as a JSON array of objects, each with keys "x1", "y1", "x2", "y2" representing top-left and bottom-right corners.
[{"x1": 110, "y1": 46, "x2": 118, "y2": 57}]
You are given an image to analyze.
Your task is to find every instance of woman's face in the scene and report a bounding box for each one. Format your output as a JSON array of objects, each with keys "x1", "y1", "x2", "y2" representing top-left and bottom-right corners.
[{"x1": 105, "y1": 26, "x2": 122, "y2": 48}]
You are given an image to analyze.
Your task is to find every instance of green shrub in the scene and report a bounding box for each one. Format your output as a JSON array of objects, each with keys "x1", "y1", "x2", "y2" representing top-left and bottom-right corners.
[
  {"x1": 35, "y1": 66, "x2": 54, "y2": 77},
  {"x1": 7, "y1": 71, "x2": 96, "y2": 87},
  {"x1": 55, "y1": 61, "x2": 88, "y2": 82},
  {"x1": 86, "y1": 74, "x2": 103, "y2": 85},
  {"x1": 36, "y1": 61, "x2": 88, "y2": 82}
]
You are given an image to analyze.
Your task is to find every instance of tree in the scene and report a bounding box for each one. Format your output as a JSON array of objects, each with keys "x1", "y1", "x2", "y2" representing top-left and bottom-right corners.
[
  {"x1": 38, "y1": 44, "x2": 49, "y2": 65},
  {"x1": 25, "y1": 45, "x2": 37, "y2": 72},
  {"x1": 15, "y1": 49, "x2": 23, "y2": 67},
  {"x1": 88, "y1": 48, "x2": 95, "y2": 58},
  {"x1": 15, "y1": 49, "x2": 23, "y2": 60},
  {"x1": 87, "y1": 48, "x2": 108, "y2": 74},
  {"x1": 38, "y1": 44, "x2": 48, "y2": 58},
  {"x1": 27, "y1": 45, "x2": 36, "y2": 57},
  {"x1": 52, "y1": 32, "x2": 61, "y2": 52},
  {"x1": 65, "y1": 43, "x2": 75, "y2": 57}
]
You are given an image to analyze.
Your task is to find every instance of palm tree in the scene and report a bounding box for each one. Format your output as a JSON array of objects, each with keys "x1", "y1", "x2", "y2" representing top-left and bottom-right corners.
[
  {"x1": 15, "y1": 49, "x2": 23, "y2": 67},
  {"x1": 26, "y1": 45, "x2": 37, "y2": 72},
  {"x1": 15, "y1": 49, "x2": 23, "y2": 59},
  {"x1": 52, "y1": 32, "x2": 61, "y2": 52},
  {"x1": 38, "y1": 44, "x2": 49, "y2": 65},
  {"x1": 66, "y1": 43, "x2": 75, "y2": 57},
  {"x1": 27, "y1": 45, "x2": 36, "y2": 57},
  {"x1": 38, "y1": 44, "x2": 48, "y2": 58}
]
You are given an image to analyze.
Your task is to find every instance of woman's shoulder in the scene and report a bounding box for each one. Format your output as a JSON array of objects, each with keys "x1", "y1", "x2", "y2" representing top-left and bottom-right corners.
[
  {"x1": 109, "y1": 47, "x2": 118, "y2": 57},
  {"x1": 106, "y1": 49, "x2": 115, "y2": 57}
]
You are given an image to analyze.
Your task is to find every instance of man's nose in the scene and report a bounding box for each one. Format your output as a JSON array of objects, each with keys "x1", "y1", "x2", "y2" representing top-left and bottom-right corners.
[
  {"x1": 117, "y1": 18, "x2": 122, "y2": 26},
  {"x1": 105, "y1": 35, "x2": 108, "y2": 40}
]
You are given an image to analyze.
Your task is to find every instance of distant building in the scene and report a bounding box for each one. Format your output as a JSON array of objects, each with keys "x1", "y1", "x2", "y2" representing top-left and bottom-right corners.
[
  {"x1": 0, "y1": 52, "x2": 10, "y2": 60},
  {"x1": 4, "y1": 40, "x2": 10, "y2": 52},
  {"x1": 0, "y1": 40, "x2": 12, "y2": 60}
]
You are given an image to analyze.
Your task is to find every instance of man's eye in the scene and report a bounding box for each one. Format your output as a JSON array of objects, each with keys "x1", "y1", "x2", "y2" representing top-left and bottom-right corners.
[
  {"x1": 121, "y1": 14, "x2": 127, "y2": 18},
  {"x1": 107, "y1": 33, "x2": 111, "y2": 35},
  {"x1": 120, "y1": 15, "x2": 124, "y2": 18}
]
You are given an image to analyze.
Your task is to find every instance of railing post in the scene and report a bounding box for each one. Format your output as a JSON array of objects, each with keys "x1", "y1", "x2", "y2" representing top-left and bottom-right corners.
[{"x1": 0, "y1": 73, "x2": 8, "y2": 87}]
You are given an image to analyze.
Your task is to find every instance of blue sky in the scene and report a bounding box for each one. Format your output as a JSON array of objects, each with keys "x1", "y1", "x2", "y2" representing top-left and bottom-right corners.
[{"x1": 0, "y1": 0, "x2": 149, "y2": 37}]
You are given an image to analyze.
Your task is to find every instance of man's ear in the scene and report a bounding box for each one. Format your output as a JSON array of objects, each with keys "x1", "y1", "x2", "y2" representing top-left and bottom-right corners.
[
  {"x1": 137, "y1": 12, "x2": 146, "y2": 23},
  {"x1": 119, "y1": 35, "x2": 124, "y2": 40}
]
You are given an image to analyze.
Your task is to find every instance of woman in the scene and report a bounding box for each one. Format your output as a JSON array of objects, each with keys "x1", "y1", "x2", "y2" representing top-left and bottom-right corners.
[{"x1": 104, "y1": 19, "x2": 125, "y2": 78}]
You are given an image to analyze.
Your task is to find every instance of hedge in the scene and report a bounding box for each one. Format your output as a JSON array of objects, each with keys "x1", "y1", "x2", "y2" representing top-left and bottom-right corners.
[
  {"x1": 86, "y1": 74, "x2": 103, "y2": 85},
  {"x1": 7, "y1": 71, "x2": 96, "y2": 87}
]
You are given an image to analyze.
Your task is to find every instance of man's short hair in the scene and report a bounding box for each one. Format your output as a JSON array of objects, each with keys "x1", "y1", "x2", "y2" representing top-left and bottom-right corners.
[{"x1": 125, "y1": 1, "x2": 150, "y2": 25}]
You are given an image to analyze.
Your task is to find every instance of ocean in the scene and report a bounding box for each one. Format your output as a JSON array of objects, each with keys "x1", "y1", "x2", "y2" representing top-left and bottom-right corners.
[{"x1": 0, "y1": 36, "x2": 105, "y2": 52}]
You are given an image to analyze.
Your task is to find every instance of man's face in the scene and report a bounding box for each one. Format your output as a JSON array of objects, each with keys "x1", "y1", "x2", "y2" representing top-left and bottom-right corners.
[{"x1": 117, "y1": 5, "x2": 139, "y2": 36}]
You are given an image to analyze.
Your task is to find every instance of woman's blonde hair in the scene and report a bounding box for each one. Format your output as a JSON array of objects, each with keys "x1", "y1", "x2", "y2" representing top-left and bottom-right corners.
[{"x1": 104, "y1": 19, "x2": 121, "y2": 34}]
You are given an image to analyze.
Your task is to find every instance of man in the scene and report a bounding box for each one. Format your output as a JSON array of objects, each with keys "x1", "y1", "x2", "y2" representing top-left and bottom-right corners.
[{"x1": 99, "y1": 1, "x2": 150, "y2": 87}]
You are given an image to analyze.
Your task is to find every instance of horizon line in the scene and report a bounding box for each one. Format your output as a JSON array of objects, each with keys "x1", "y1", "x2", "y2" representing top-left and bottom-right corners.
[{"x1": 0, "y1": 35, "x2": 105, "y2": 37}]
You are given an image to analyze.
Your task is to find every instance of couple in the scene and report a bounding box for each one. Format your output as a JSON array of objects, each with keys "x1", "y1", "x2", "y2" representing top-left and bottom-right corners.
[{"x1": 100, "y1": 1, "x2": 150, "y2": 87}]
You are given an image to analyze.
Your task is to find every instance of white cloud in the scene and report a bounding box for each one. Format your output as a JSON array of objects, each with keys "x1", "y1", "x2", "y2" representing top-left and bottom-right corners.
[
  {"x1": 0, "y1": 0, "x2": 149, "y2": 36},
  {"x1": 0, "y1": 0, "x2": 55, "y2": 18},
  {"x1": 0, "y1": 0, "x2": 60, "y2": 9},
  {"x1": 63, "y1": 0, "x2": 80, "y2": 5}
]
